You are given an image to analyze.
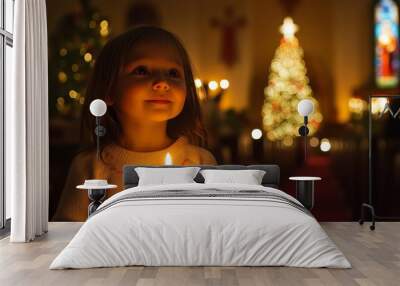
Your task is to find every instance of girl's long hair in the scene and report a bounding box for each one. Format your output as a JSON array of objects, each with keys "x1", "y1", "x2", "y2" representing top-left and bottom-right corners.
[{"x1": 80, "y1": 26, "x2": 207, "y2": 156}]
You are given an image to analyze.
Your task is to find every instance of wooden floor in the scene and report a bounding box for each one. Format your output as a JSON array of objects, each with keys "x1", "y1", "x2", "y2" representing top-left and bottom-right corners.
[{"x1": 0, "y1": 222, "x2": 399, "y2": 286}]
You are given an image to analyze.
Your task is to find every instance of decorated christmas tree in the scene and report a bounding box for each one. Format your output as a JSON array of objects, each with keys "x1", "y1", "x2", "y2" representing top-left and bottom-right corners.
[
  {"x1": 49, "y1": 0, "x2": 110, "y2": 118},
  {"x1": 262, "y1": 17, "x2": 322, "y2": 144}
]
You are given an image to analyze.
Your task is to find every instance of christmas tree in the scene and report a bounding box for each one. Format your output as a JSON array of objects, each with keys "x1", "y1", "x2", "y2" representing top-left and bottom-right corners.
[
  {"x1": 49, "y1": 0, "x2": 110, "y2": 118},
  {"x1": 262, "y1": 17, "x2": 322, "y2": 144}
]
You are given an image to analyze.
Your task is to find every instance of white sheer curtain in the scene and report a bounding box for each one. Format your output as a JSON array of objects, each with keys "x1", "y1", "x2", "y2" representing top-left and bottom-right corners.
[{"x1": 7, "y1": 0, "x2": 49, "y2": 242}]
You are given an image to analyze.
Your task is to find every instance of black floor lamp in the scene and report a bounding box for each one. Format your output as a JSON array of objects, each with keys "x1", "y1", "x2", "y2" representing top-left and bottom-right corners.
[
  {"x1": 297, "y1": 99, "x2": 314, "y2": 160},
  {"x1": 289, "y1": 99, "x2": 322, "y2": 211},
  {"x1": 89, "y1": 99, "x2": 107, "y2": 160},
  {"x1": 359, "y1": 94, "x2": 400, "y2": 230}
]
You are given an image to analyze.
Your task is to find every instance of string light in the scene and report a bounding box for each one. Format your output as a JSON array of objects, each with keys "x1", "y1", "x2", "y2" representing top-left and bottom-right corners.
[
  {"x1": 58, "y1": 71, "x2": 67, "y2": 83},
  {"x1": 57, "y1": 97, "x2": 64, "y2": 105},
  {"x1": 100, "y1": 20, "x2": 108, "y2": 29},
  {"x1": 84, "y1": 52, "x2": 93, "y2": 62},
  {"x1": 71, "y1": 64, "x2": 79, "y2": 72},
  {"x1": 194, "y1": 78, "x2": 203, "y2": 88},
  {"x1": 69, "y1": 90, "x2": 79, "y2": 99},
  {"x1": 59, "y1": 48, "x2": 68, "y2": 57},
  {"x1": 208, "y1": 81, "x2": 218, "y2": 90},
  {"x1": 100, "y1": 29, "x2": 109, "y2": 37},
  {"x1": 73, "y1": 73, "x2": 81, "y2": 81},
  {"x1": 99, "y1": 20, "x2": 109, "y2": 37},
  {"x1": 220, "y1": 79, "x2": 230, "y2": 90},
  {"x1": 197, "y1": 89, "x2": 206, "y2": 101},
  {"x1": 56, "y1": 97, "x2": 66, "y2": 113},
  {"x1": 89, "y1": 20, "x2": 96, "y2": 29},
  {"x1": 80, "y1": 46, "x2": 87, "y2": 55},
  {"x1": 53, "y1": 11, "x2": 111, "y2": 117},
  {"x1": 310, "y1": 137, "x2": 319, "y2": 147},
  {"x1": 282, "y1": 137, "x2": 293, "y2": 147}
]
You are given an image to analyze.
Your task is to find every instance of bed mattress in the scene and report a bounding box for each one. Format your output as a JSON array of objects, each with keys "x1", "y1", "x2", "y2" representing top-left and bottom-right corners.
[{"x1": 50, "y1": 183, "x2": 351, "y2": 269}]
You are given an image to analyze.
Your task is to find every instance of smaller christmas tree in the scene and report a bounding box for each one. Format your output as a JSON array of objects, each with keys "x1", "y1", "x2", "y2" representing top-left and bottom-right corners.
[
  {"x1": 262, "y1": 17, "x2": 322, "y2": 144},
  {"x1": 49, "y1": 0, "x2": 110, "y2": 118}
]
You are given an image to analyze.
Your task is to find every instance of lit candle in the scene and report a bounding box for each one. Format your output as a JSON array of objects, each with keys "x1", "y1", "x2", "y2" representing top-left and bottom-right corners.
[{"x1": 164, "y1": 152, "x2": 173, "y2": 165}]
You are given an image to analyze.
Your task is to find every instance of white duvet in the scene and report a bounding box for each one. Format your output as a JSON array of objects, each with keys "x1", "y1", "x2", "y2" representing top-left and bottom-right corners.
[{"x1": 50, "y1": 183, "x2": 351, "y2": 269}]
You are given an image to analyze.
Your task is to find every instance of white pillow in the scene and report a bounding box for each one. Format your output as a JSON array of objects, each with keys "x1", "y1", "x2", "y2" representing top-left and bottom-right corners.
[
  {"x1": 135, "y1": 167, "x2": 201, "y2": 186},
  {"x1": 200, "y1": 169, "x2": 266, "y2": 185}
]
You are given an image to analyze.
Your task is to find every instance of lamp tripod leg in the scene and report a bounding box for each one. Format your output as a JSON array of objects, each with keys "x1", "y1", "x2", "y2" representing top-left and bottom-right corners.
[
  {"x1": 304, "y1": 129, "x2": 307, "y2": 163},
  {"x1": 359, "y1": 203, "x2": 376, "y2": 231},
  {"x1": 96, "y1": 117, "x2": 100, "y2": 160},
  {"x1": 303, "y1": 116, "x2": 308, "y2": 164}
]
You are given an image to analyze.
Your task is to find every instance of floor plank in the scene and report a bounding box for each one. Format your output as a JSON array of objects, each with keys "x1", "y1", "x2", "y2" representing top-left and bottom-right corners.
[{"x1": 0, "y1": 222, "x2": 399, "y2": 286}]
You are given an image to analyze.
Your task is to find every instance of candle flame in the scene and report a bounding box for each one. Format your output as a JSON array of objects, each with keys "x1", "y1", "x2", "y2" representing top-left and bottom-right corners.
[{"x1": 164, "y1": 152, "x2": 173, "y2": 165}]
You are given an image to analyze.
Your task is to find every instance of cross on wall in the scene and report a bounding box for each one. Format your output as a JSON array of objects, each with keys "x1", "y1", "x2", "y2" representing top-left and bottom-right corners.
[{"x1": 210, "y1": 5, "x2": 246, "y2": 67}]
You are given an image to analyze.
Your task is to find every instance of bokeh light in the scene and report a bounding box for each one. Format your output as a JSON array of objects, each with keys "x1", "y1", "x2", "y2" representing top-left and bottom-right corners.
[
  {"x1": 320, "y1": 138, "x2": 331, "y2": 152},
  {"x1": 220, "y1": 79, "x2": 230, "y2": 90},
  {"x1": 251, "y1": 129, "x2": 263, "y2": 140},
  {"x1": 208, "y1": 80, "x2": 218, "y2": 91}
]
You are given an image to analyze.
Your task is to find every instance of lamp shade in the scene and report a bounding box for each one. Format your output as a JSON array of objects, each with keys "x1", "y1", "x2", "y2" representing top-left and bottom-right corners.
[
  {"x1": 90, "y1": 99, "x2": 107, "y2": 117},
  {"x1": 297, "y1": 99, "x2": 314, "y2": 117}
]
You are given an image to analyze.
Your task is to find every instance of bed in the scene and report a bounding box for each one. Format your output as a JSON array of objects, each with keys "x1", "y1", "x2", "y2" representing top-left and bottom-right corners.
[{"x1": 50, "y1": 165, "x2": 351, "y2": 269}]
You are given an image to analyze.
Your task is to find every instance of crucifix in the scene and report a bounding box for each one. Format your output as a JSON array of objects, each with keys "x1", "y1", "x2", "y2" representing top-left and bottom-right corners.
[{"x1": 210, "y1": 6, "x2": 246, "y2": 67}]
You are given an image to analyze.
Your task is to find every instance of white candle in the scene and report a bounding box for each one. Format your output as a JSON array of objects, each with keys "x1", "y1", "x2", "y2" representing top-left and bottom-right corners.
[{"x1": 164, "y1": 152, "x2": 173, "y2": 165}]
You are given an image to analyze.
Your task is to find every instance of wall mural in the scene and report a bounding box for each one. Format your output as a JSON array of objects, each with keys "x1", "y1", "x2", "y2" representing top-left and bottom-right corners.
[{"x1": 46, "y1": 0, "x2": 400, "y2": 223}]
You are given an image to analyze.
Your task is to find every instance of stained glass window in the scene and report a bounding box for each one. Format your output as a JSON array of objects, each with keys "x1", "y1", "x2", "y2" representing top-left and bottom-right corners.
[{"x1": 375, "y1": 0, "x2": 399, "y2": 88}]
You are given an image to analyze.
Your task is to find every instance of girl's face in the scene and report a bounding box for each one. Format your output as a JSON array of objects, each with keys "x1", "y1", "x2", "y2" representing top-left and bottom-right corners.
[{"x1": 111, "y1": 41, "x2": 187, "y2": 124}]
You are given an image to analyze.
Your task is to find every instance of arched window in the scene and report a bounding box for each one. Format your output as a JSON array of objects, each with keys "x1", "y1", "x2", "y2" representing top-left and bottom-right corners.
[{"x1": 375, "y1": 0, "x2": 400, "y2": 88}]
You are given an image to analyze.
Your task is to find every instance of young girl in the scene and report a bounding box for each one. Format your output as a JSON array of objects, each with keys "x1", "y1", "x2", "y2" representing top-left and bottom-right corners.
[{"x1": 54, "y1": 26, "x2": 217, "y2": 221}]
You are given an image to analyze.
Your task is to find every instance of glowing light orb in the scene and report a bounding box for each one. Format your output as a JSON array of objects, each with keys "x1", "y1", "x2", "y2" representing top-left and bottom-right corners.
[
  {"x1": 251, "y1": 129, "x2": 263, "y2": 140},
  {"x1": 208, "y1": 81, "x2": 218, "y2": 91},
  {"x1": 320, "y1": 138, "x2": 331, "y2": 152},
  {"x1": 58, "y1": 71, "x2": 67, "y2": 83},
  {"x1": 84, "y1": 52, "x2": 93, "y2": 62},
  {"x1": 69, "y1": 90, "x2": 78, "y2": 99},
  {"x1": 194, "y1": 79, "x2": 202, "y2": 88},
  {"x1": 310, "y1": 137, "x2": 319, "y2": 147},
  {"x1": 59, "y1": 48, "x2": 68, "y2": 57},
  {"x1": 220, "y1": 79, "x2": 230, "y2": 90}
]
